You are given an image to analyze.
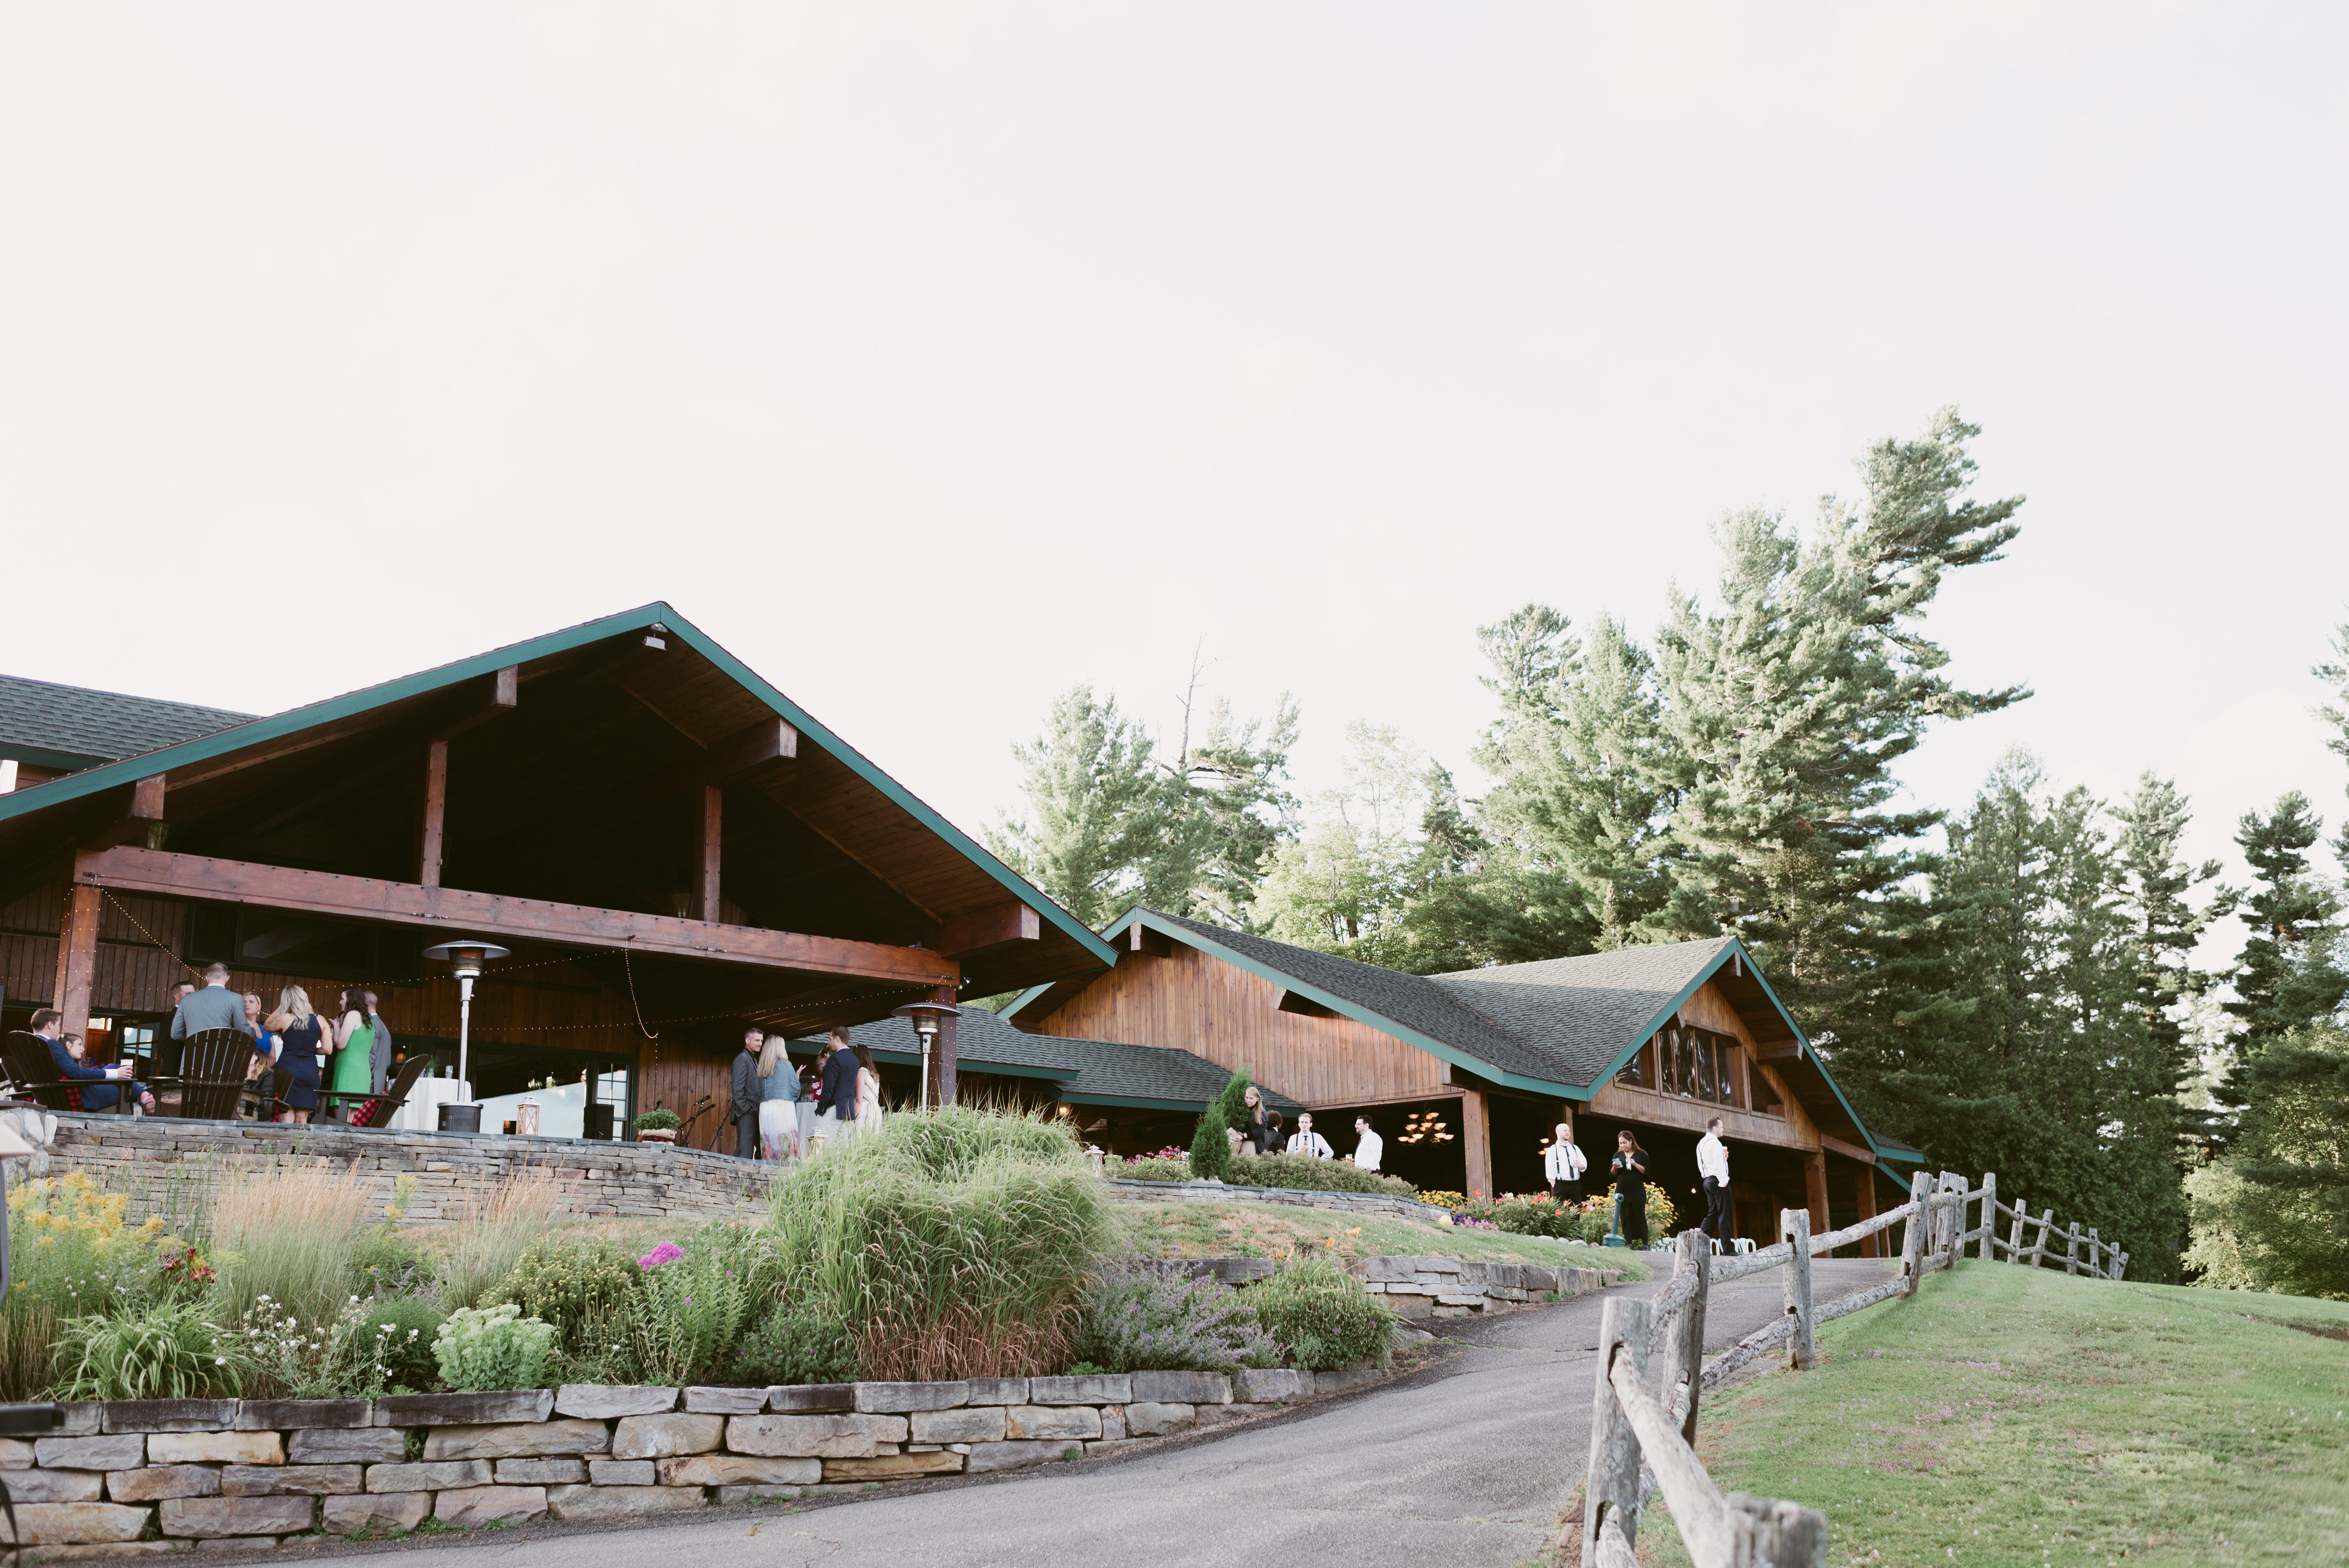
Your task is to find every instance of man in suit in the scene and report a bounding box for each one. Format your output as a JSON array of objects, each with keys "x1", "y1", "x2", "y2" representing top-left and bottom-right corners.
[
  {"x1": 364, "y1": 991, "x2": 392, "y2": 1094},
  {"x1": 30, "y1": 1008, "x2": 155, "y2": 1113},
  {"x1": 729, "y1": 1025, "x2": 764, "y2": 1159},
  {"x1": 170, "y1": 963, "x2": 255, "y2": 1045},
  {"x1": 812, "y1": 1027, "x2": 859, "y2": 1142}
]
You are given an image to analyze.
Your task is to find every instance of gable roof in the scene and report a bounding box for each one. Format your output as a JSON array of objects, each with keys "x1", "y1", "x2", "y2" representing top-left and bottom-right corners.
[
  {"x1": 0, "y1": 675, "x2": 253, "y2": 773},
  {"x1": 0, "y1": 604, "x2": 1117, "y2": 1015},
  {"x1": 1005, "y1": 907, "x2": 1895, "y2": 1157},
  {"x1": 798, "y1": 1003, "x2": 1300, "y2": 1112}
]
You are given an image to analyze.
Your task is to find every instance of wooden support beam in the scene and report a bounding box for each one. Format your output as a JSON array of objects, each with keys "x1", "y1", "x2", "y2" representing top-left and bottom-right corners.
[
  {"x1": 698, "y1": 785, "x2": 723, "y2": 923},
  {"x1": 1755, "y1": 1041, "x2": 1805, "y2": 1064},
  {"x1": 1820, "y1": 1133, "x2": 1877, "y2": 1165},
  {"x1": 1123, "y1": 924, "x2": 1174, "y2": 958},
  {"x1": 1854, "y1": 1163, "x2": 1880, "y2": 1258},
  {"x1": 75, "y1": 845, "x2": 960, "y2": 989},
  {"x1": 81, "y1": 775, "x2": 172, "y2": 852},
  {"x1": 1460, "y1": 1087, "x2": 1493, "y2": 1200},
  {"x1": 52, "y1": 883, "x2": 102, "y2": 1037},
  {"x1": 930, "y1": 984, "x2": 959, "y2": 1107},
  {"x1": 936, "y1": 900, "x2": 1040, "y2": 957},
  {"x1": 434, "y1": 666, "x2": 520, "y2": 742},
  {"x1": 1805, "y1": 1147, "x2": 1829, "y2": 1238},
  {"x1": 417, "y1": 741, "x2": 449, "y2": 887}
]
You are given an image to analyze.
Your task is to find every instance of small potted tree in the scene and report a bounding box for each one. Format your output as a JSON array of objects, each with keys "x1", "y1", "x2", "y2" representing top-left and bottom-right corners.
[{"x1": 631, "y1": 1108, "x2": 682, "y2": 1145}]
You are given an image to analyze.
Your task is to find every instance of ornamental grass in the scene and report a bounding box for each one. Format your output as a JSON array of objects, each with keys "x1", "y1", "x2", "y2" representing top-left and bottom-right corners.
[
  {"x1": 205, "y1": 1164, "x2": 375, "y2": 1330},
  {"x1": 763, "y1": 1106, "x2": 1113, "y2": 1381}
]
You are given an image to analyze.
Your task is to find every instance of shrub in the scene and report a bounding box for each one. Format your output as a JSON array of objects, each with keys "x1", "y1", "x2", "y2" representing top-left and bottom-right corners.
[
  {"x1": 632, "y1": 1109, "x2": 681, "y2": 1133},
  {"x1": 208, "y1": 1167, "x2": 373, "y2": 1331},
  {"x1": 366, "y1": 1296, "x2": 446, "y2": 1392},
  {"x1": 232, "y1": 1292, "x2": 421, "y2": 1399},
  {"x1": 1076, "y1": 1265, "x2": 1276, "y2": 1373},
  {"x1": 765, "y1": 1107, "x2": 1113, "y2": 1380},
  {"x1": 734, "y1": 1303, "x2": 856, "y2": 1387},
  {"x1": 610, "y1": 1227, "x2": 759, "y2": 1386},
  {"x1": 1246, "y1": 1256, "x2": 1395, "y2": 1371},
  {"x1": 436, "y1": 1172, "x2": 558, "y2": 1310},
  {"x1": 1227, "y1": 1154, "x2": 1419, "y2": 1199},
  {"x1": 3, "y1": 1174, "x2": 196, "y2": 1398},
  {"x1": 52, "y1": 1298, "x2": 240, "y2": 1400},
  {"x1": 349, "y1": 1224, "x2": 433, "y2": 1298},
  {"x1": 433, "y1": 1303, "x2": 556, "y2": 1392},
  {"x1": 1117, "y1": 1152, "x2": 1195, "y2": 1182},
  {"x1": 1188, "y1": 1070, "x2": 1249, "y2": 1180},
  {"x1": 488, "y1": 1235, "x2": 640, "y2": 1345}
]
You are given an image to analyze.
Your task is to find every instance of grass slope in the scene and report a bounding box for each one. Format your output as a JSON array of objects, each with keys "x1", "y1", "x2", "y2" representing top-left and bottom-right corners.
[
  {"x1": 1114, "y1": 1199, "x2": 1646, "y2": 1275},
  {"x1": 1630, "y1": 1264, "x2": 2349, "y2": 1567}
]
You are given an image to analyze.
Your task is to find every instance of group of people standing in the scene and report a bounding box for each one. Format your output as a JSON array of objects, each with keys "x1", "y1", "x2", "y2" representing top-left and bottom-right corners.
[
  {"x1": 1232, "y1": 1086, "x2": 1382, "y2": 1171},
  {"x1": 728, "y1": 1024, "x2": 880, "y2": 1160},
  {"x1": 1540, "y1": 1114, "x2": 1736, "y2": 1249}
]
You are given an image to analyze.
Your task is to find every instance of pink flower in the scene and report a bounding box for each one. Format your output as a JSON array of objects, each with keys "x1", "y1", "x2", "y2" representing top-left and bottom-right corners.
[{"x1": 637, "y1": 1242, "x2": 686, "y2": 1270}]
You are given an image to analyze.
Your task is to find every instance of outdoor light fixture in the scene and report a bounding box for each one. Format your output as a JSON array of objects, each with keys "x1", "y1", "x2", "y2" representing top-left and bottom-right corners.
[
  {"x1": 891, "y1": 1000, "x2": 959, "y2": 1114},
  {"x1": 423, "y1": 939, "x2": 512, "y2": 1098}
]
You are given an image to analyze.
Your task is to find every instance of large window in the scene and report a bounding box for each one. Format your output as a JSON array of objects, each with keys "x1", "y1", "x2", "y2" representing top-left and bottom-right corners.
[{"x1": 1618, "y1": 1026, "x2": 1743, "y2": 1108}]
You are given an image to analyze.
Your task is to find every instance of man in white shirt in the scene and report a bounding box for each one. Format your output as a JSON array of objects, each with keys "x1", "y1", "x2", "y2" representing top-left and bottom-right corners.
[
  {"x1": 1544, "y1": 1122, "x2": 1588, "y2": 1200},
  {"x1": 1285, "y1": 1112, "x2": 1334, "y2": 1160},
  {"x1": 1697, "y1": 1116, "x2": 1733, "y2": 1241},
  {"x1": 1349, "y1": 1115, "x2": 1382, "y2": 1173}
]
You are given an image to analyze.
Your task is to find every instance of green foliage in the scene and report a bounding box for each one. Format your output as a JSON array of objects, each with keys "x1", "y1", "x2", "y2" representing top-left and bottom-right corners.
[
  {"x1": 52, "y1": 1298, "x2": 240, "y2": 1400},
  {"x1": 365, "y1": 1296, "x2": 446, "y2": 1392},
  {"x1": 1226, "y1": 1154, "x2": 1418, "y2": 1199},
  {"x1": 208, "y1": 1166, "x2": 377, "y2": 1331},
  {"x1": 1244, "y1": 1257, "x2": 1394, "y2": 1371},
  {"x1": 231, "y1": 1292, "x2": 420, "y2": 1400},
  {"x1": 762, "y1": 1107, "x2": 1114, "y2": 1380},
  {"x1": 610, "y1": 1228, "x2": 760, "y2": 1386},
  {"x1": 2187, "y1": 1025, "x2": 2349, "y2": 1300},
  {"x1": 733, "y1": 1303, "x2": 857, "y2": 1387},
  {"x1": 2, "y1": 1174, "x2": 199, "y2": 1399},
  {"x1": 349, "y1": 1224, "x2": 434, "y2": 1299},
  {"x1": 631, "y1": 1108, "x2": 681, "y2": 1132},
  {"x1": 2219, "y1": 792, "x2": 2347, "y2": 1062},
  {"x1": 487, "y1": 1235, "x2": 640, "y2": 1345},
  {"x1": 1187, "y1": 1108, "x2": 1233, "y2": 1181},
  {"x1": 1076, "y1": 1265, "x2": 1276, "y2": 1373},
  {"x1": 1214, "y1": 1070, "x2": 1251, "y2": 1133},
  {"x1": 435, "y1": 1176, "x2": 557, "y2": 1311},
  {"x1": 433, "y1": 1303, "x2": 556, "y2": 1392}
]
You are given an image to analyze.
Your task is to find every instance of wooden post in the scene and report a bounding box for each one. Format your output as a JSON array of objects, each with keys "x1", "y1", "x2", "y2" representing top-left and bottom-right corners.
[
  {"x1": 417, "y1": 739, "x2": 449, "y2": 887},
  {"x1": 2111, "y1": 1249, "x2": 2128, "y2": 1281},
  {"x1": 1854, "y1": 1164, "x2": 1880, "y2": 1258},
  {"x1": 1977, "y1": 1172, "x2": 1998, "y2": 1261},
  {"x1": 1781, "y1": 1207, "x2": 1815, "y2": 1370},
  {"x1": 2084, "y1": 1227, "x2": 2099, "y2": 1278},
  {"x1": 1804, "y1": 1147, "x2": 1829, "y2": 1240},
  {"x1": 929, "y1": 984, "x2": 959, "y2": 1107},
  {"x1": 1657, "y1": 1231, "x2": 1708, "y2": 1445},
  {"x1": 2064, "y1": 1222, "x2": 2081, "y2": 1276},
  {"x1": 1726, "y1": 1495, "x2": 1829, "y2": 1568},
  {"x1": 2030, "y1": 1206, "x2": 2054, "y2": 1267},
  {"x1": 1461, "y1": 1088, "x2": 1493, "y2": 1200},
  {"x1": 51, "y1": 883, "x2": 103, "y2": 1039},
  {"x1": 1900, "y1": 1170, "x2": 1929, "y2": 1297},
  {"x1": 697, "y1": 785, "x2": 723, "y2": 923},
  {"x1": 1583, "y1": 1295, "x2": 1650, "y2": 1562},
  {"x1": 2007, "y1": 1192, "x2": 2029, "y2": 1263}
]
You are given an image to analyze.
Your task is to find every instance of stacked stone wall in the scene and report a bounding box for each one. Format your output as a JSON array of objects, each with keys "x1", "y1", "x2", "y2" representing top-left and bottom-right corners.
[{"x1": 1126, "y1": 1255, "x2": 1623, "y2": 1317}]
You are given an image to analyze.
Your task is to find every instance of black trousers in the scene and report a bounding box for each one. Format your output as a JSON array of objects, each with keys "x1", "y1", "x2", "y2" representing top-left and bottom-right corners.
[
  {"x1": 1702, "y1": 1176, "x2": 1732, "y2": 1239},
  {"x1": 734, "y1": 1110, "x2": 758, "y2": 1159},
  {"x1": 1550, "y1": 1178, "x2": 1583, "y2": 1203}
]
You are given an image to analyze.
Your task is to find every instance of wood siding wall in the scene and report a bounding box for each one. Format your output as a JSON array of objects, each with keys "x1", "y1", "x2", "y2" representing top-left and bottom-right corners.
[{"x1": 1032, "y1": 945, "x2": 1443, "y2": 1106}]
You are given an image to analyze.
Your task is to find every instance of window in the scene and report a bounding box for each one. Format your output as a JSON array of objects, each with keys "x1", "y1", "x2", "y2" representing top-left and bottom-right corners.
[
  {"x1": 1642, "y1": 1026, "x2": 1743, "y2": 1108},
  {"x1": 1612, "y1": 1041, "x2": 1651, "y2": 1089}
]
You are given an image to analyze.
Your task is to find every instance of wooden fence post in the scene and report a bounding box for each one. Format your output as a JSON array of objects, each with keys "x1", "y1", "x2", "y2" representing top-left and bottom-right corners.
[
  {"x1": 1900, "y1": 1170, "x2": 1929, "y2": 1297},
  {"x1": 1657, "y1": 1230, "x2": 1709, "y2": 1445},
  {"x1": 2064, "y1": 1221, "x2": 2081, "y2": 1276},
  {"x1": 2030, "y1": 1207, "x2": 2054, "y2": 1267},
  {"x1": 2007, "y1": 1192, "x2": 2029, "y2": 1263},
  {"x1": 1941, "y1": 1171, "x2": 1966, "y2": 1259},
  {"x1": 1782, "y1": 1207, "x2": 1815, "y2": 1370},
  {"x1": 1727, "y1": 1493, "x2": 1830, "y2": 1568},
  {"x1": 1977, "y1": 1172, "x2": 1998, "y2": 1261},
  {"x1": 1583, "y1": 1295, "x2": 1651, "y2": 1562}
]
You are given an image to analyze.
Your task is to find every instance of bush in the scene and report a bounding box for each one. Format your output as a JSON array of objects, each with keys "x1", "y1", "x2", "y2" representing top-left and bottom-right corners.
[
  {"x1": 1117, "y1": 1152, "x2": 1195, "y2": 1182},
  {"x1": 3, "y1": 1174, "x2": 198, "y2": 1399},
  {"x1": 1227, "y1": 1154, "x2": 1419, "y2": 1199},
  {"x1": 433, "y1": 1303, "x2": 556, "y2": 1392},
  {"x1": 349, "y1": 1224, "x2": 434, "y2": 1299},
  {"x1": 366, "y1": 1296, "x2": 446, "y2": 1392},
  {"x1": 1187, "y1": 1071, "x2": 1249, "y2": 1181},
  {"x1": 632, "y1": 1108, "x2": 681, "y2": 1133},
  {"x1": 734, "y1": 1304, "x2": 856, "y2": 1387},
  {"x1": 232, "y1": 1292, "x2": 422, "y2": 1399},
  {"x1": 52, "y1": 1298, "x2": 240, "y2": 1400},
  {"x1": 1075, "y1": 1265, "x2": 1276, "y2": 1373},
  {"x1": 610, "y1": 1228, "x2": 759, "y2": 1386},
  {"x1": 1246, "y1": 1256, "x2": 1395, "y2": 1371},
  {"x1": 765, "y1": 1107, "x2": 1113, "y2": 1380},
  {"x1": 488, "y1": 1235, "x2": 640, "y2": 1346}
]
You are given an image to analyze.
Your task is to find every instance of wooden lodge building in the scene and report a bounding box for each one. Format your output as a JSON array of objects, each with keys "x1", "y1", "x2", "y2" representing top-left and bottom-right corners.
[
  {"x1": 0, "y1": 604, "x2": 1127, "y2": 1147},
  {"x1": 1004, "y1": 908, "x2": 1923, "y2": 1248}
]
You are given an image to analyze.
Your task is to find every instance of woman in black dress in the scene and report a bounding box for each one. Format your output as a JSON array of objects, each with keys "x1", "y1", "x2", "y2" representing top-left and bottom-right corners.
[
  {"x1": 267, "y1": 985, "x2": 324, "y2": 1125},
  {"x1": 1611, "y1": 1130, "x2": 1651, "y2": 1247}
]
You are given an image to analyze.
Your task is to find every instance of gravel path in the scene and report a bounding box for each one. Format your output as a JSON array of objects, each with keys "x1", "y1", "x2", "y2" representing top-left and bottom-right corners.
[{"x1": 318, "y1": 1258, "x2": 1895, "y2": 1568}]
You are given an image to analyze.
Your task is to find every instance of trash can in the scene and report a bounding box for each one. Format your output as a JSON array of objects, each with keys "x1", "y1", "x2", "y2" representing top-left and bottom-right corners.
[
  {"x1": 438, "y1": 1103, "x2": 482, "y2": 1135},
  {"x1": 584, "y1": 1103, "x2": 615, "y2": 1141}
]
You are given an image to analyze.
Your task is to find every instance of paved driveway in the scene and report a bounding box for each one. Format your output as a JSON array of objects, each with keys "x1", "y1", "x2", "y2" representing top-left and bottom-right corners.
[{"x1": 326, "y1": 1258, "x2": 1895, "y2": 1568}]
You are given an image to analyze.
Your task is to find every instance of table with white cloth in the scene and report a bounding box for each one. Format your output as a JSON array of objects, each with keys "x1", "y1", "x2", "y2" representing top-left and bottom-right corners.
[{"x1": 390, "y1": 1077, "x2": 474, "y2": 1133}]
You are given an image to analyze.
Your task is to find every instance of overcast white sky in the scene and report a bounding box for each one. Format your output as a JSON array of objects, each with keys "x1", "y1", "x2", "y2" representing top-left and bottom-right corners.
[{"x1": 4, "y1": 3, "x2": 2345, "y2": 935}]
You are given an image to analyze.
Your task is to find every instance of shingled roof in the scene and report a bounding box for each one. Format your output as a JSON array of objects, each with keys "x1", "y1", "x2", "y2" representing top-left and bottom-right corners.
[
  {"x1": 0, "y1": 674, "x2": 254, "y2": 772},
  {"x1": 798, "y1": 1004, "x2": 1298, "y2": 1112},
  {"x1": 1429, "y1": 937, "x2": 1741, "y2": 1085}
]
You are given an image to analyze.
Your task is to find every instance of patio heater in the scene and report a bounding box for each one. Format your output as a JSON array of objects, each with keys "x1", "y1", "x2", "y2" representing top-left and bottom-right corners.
[
  {"x1": 424, "y1": 939, "x2": 511, "y2": 1130},
  {"x1": 891, "y1": 1001, "x2": 959, "y2": 1113}
]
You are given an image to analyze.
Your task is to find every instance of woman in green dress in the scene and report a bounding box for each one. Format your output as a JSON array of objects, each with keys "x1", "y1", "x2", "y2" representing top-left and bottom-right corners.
[{"x1": 327, "y1": 988, "x2": 375, "y2": 1119}]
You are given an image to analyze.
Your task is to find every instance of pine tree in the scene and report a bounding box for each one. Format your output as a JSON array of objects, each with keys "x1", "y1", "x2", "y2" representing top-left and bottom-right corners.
[
  {"x1": 2219, "y1": 792, "x2": 2348, "y2": 1059},
  {"x1": 2112, "y1": 773, "x2": 2221, "y2": 1145},
  {"x1": 986, "y1": 686, "x2": 1178, "y2": 929}
]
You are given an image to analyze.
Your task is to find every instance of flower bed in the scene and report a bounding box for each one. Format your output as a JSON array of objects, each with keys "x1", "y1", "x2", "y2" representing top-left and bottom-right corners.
[{"x1": 0, "y1": 1373, "x2": 1355, "y2": 1548}]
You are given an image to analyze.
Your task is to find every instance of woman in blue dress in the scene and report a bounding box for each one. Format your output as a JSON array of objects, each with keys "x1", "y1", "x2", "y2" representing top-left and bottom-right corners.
[{"x1": 267, "y1": 986, "x2": 324, "y2": 1124}]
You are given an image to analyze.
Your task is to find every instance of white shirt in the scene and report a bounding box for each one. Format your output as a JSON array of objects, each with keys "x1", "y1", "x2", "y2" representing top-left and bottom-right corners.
[
  {"x1": 1351, "y1": 1130, "x2": 1383, "y2": 1172},
  {"x1": 1697, "y1": 1132, "x2": 1731, "y2": 1185},
  {"x1": 1545, "y1": 1140, "x2": 1588, "y2": 1183},
  {"x1": 1285, "y1": 1130, "x2": 1333, "y2": 1159}
]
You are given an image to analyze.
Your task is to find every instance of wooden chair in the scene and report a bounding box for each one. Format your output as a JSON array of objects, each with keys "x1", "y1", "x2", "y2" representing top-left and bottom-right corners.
[
  {"x1": 323, "y1": 1053, "x2": 432, "y2": 1130},
  {"x1": 175, "y1": 1028, "x2": 261, "y2": 1121},
  {"x1": 0, "y1": 1031, "x2": 130, "y2": 1115}
]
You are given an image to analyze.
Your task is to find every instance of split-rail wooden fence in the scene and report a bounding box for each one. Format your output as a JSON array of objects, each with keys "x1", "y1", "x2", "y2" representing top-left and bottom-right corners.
[{"x1": 1579, "y1": 1169, "x2": 2126, "y2": 1568}]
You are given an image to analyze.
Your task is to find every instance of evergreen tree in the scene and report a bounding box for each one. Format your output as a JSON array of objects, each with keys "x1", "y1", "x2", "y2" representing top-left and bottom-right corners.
[
  {"x1": 2185, "y1": 1023, "x2": 2349, "y2": 1300},
  {"x1": 1162, "y1": 693, "x2": 1301, "y2": 929},
  {"x1": 986, "y1": 686, "x2": 1179, "y2": 929},
  {"x1": 2112, "y1": 773, "x2": 2222, "y2": 1146},
  {"x1": 2318, "y1": 617, "x2": 2349, "y2": 866},
  {"x1": 2218, "y1": 792, "x2": 2348, "y2": 1060}
]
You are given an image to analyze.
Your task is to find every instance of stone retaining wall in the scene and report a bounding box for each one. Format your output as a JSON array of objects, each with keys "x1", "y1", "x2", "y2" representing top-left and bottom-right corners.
[
  {"x1": 1131, "y1": 1255, "x2": 1624, "y2": 1317},
  {"x1": 25, "y1": 1112, "x2": 775, "y2": 1226},
  {"x1": 0, "y1": 1374, "x2": 1350, "y2": 1552},
  {"x1": 1105, "y1": 1178, "x2": 1451, "y2": 1224}
]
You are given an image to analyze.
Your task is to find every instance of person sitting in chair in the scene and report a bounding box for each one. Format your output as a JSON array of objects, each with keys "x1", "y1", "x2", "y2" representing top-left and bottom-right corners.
[{"x1": 30, "y1": 1009, "x2": 155, "y2": 1114}]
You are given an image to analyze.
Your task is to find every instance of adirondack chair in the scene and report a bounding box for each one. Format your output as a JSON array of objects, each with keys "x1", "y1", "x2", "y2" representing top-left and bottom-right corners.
[
  {"x1": 176, "y1": 1028, "x2": 262, "y2": 1121},
  {"x1": 323, "y1": 1053, "x2": 432, "y2": 1130},
  {"x1": 1, "y1": 1031, "x2": 130, "y2": 1114}
]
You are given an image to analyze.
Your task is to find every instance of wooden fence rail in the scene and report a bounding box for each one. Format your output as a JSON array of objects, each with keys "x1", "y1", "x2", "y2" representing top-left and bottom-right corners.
[{"x1": 1580, "y1": 1169, "x2": 2125, "y2": 1567}]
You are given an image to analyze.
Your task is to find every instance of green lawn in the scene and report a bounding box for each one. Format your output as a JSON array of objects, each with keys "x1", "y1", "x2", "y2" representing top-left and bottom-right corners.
[
  {"x1": 1113, "y1": 1199, "x2": 1646, "y2": 1275},
  {"x1": 1625, "y1": 1263, "x2": 2349, "y2": 1567}
]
